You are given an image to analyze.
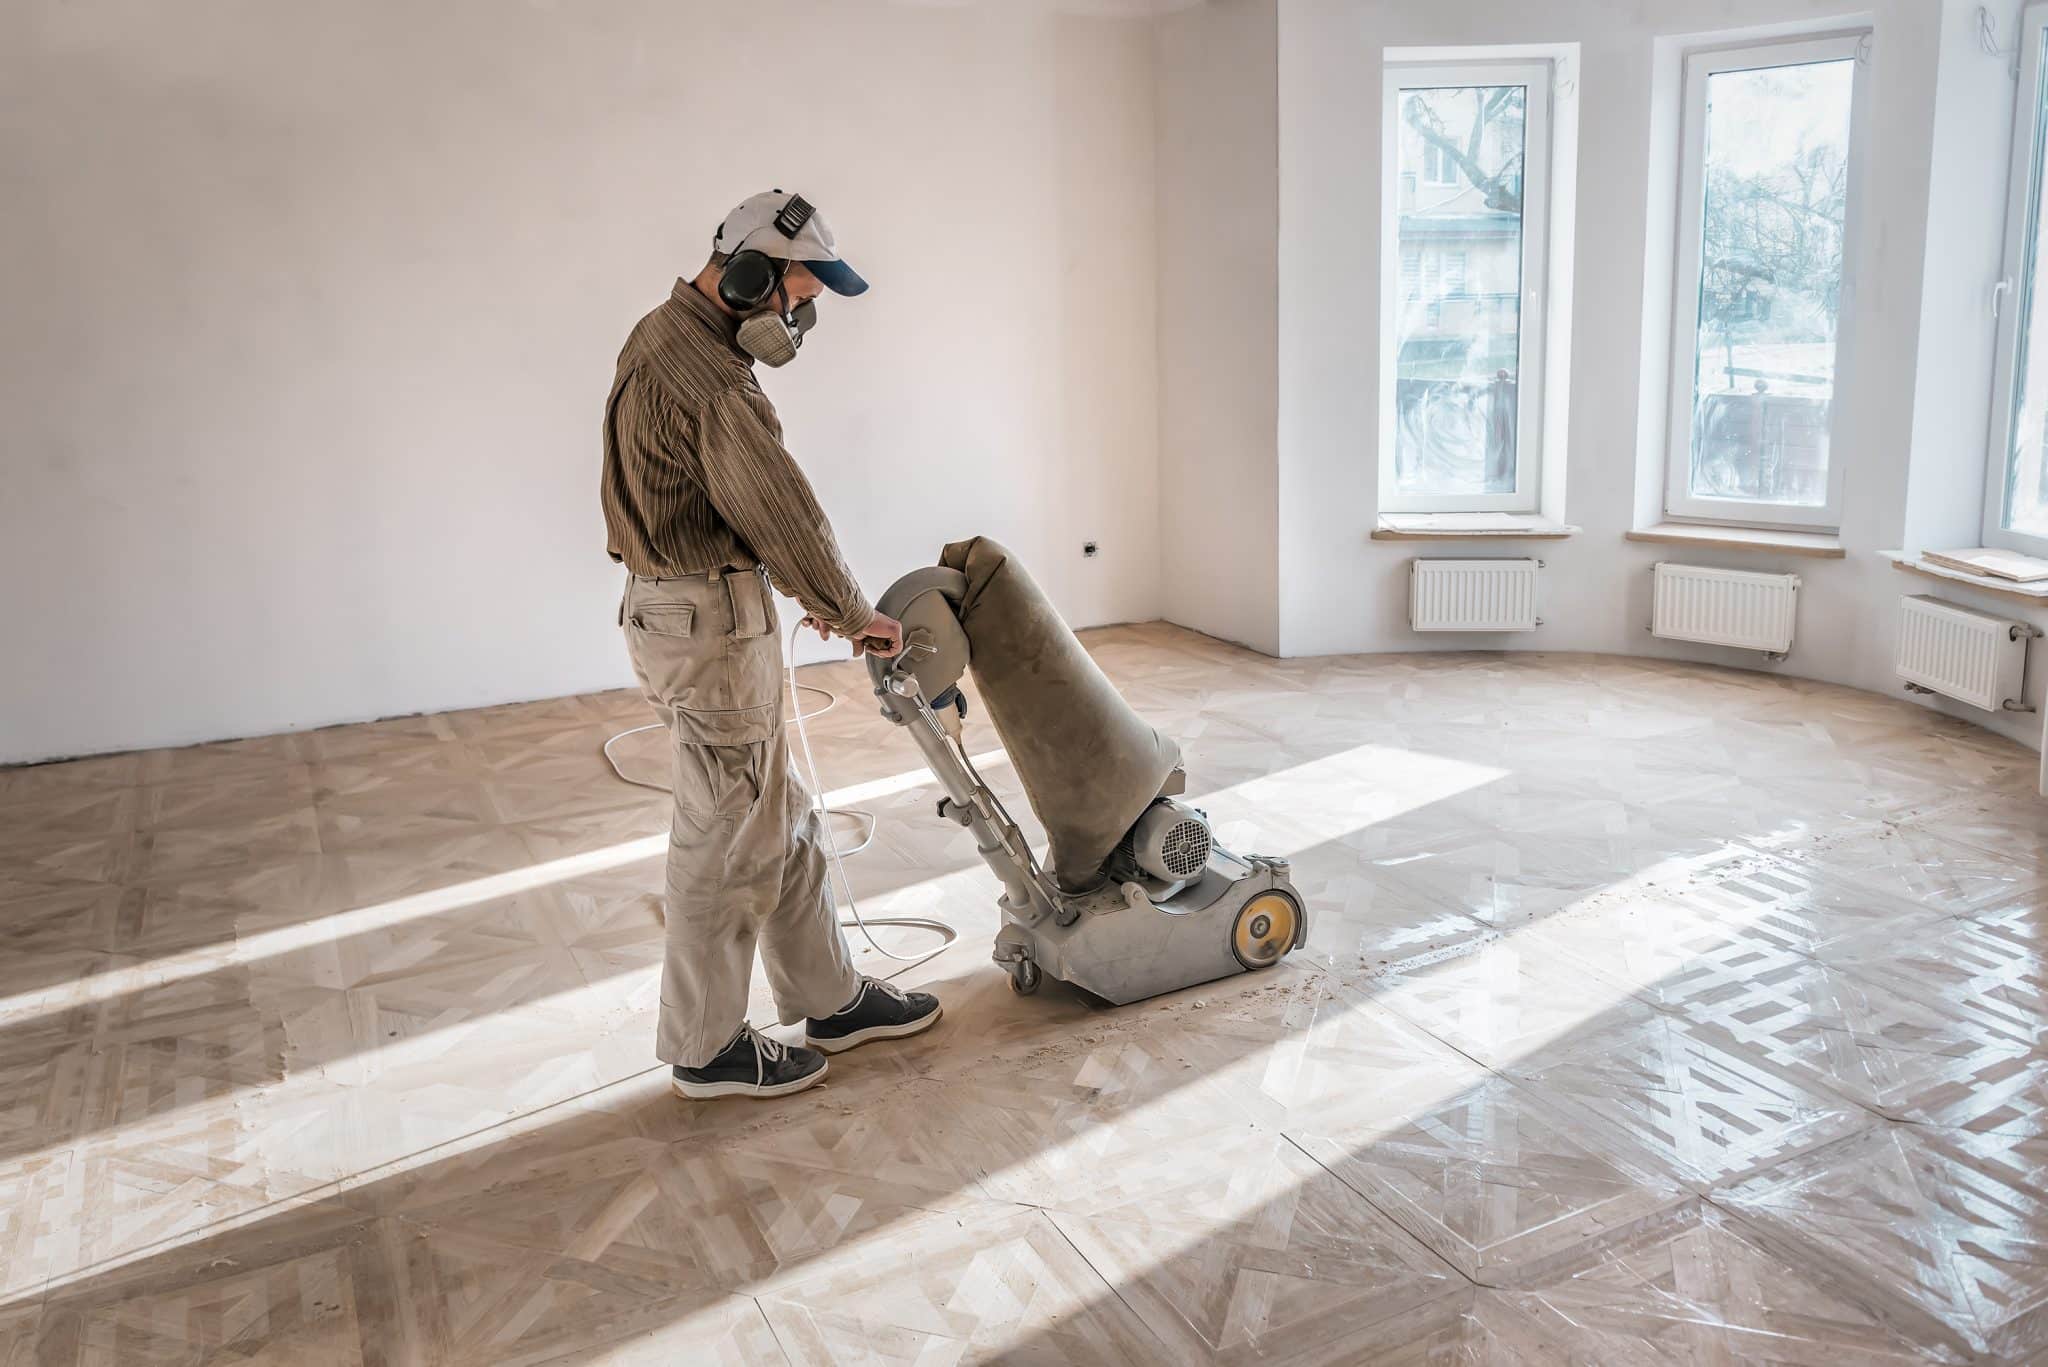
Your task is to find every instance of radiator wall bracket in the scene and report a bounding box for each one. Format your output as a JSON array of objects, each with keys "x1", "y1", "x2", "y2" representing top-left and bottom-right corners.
[
  {"x1": 1648, "y1": 626, "x2": 1791, "y2": 661},
  {"x1": 2016, "y1": 623, "x2": 2044, "y2": 712},
  {"x1": 1906, "y1": 680, "x2": 2036, "y2": 714}
]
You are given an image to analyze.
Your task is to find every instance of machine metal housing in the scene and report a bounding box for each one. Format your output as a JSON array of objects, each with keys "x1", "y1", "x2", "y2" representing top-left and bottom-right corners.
[{"x1": 865, "y1": 568, "x2": 1308, "y2": 1003}]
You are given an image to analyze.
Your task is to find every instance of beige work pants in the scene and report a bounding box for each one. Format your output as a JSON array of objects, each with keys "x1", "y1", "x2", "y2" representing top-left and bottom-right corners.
[{"x1": 620, "y1": 568, "x2": 859, "y2": 1068}]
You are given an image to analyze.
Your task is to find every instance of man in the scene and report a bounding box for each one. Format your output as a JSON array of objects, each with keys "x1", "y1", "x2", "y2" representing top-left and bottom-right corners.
[{"x1": 602, "y1": 190, "x2": 941, "y2": 1100}]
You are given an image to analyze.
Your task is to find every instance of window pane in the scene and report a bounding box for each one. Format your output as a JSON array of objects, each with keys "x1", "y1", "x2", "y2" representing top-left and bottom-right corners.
[
  {"x1": 1393, "y1": 84, "x2": 1526, "y2": 498},
  {"x1": 1685, "y1": 59, "x2": 1854, "y2": 508},
  {"x1": 2003, "y1": 29, "x2": 2048, "y2": 538}
]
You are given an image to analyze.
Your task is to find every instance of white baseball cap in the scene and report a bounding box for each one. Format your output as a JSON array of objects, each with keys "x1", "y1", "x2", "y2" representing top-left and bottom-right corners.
[{"x1": 712, "y1": 189, "x2": 868, "y2": 297}]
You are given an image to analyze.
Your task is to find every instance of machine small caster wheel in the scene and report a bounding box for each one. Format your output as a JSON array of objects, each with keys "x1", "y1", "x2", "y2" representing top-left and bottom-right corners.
[{"x1": 1007, "y1": 959, "x2": 1042, "y2": 995}]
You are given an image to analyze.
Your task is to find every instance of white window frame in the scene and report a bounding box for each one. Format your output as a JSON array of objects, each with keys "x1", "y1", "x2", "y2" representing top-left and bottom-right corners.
[
  {"x1": 1987, "y1": 2, "x2": 2048, "y2": 559},
  {"x1": 1379, "y1": 60, "x2": 1553, "y2": 515},
  {"x1": 1662, "y1": 33, "x2": 1868, "y2": 531}
]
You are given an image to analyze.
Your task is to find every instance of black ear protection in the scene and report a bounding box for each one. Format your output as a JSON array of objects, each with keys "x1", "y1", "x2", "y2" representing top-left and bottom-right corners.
[
  {"x1": 715, "y1": 192, "x2": 817, "y2": 314},
  {"x1": 716, "y1": 251, "x2": 783, "y2": 313}
]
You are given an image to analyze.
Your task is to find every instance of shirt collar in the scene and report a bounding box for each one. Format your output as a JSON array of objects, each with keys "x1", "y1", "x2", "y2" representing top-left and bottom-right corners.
[{"x1": 670, "y1": 277, "x2": 749, "y2": 359}]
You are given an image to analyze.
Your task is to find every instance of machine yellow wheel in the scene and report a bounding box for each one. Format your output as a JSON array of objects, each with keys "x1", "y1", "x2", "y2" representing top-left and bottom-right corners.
[{"x1": 1232, "y1": 892, "x2": 1301, "y2": 969}]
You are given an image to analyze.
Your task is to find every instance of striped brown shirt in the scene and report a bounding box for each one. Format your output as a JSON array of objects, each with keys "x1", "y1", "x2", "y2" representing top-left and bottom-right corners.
[{"x1": 601, "y1": 279, "x2": 875, "y2": 636}]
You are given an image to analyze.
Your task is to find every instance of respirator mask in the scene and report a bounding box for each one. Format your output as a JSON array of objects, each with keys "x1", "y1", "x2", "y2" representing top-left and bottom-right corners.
[
  {"x1": 716, "y1": 193, "x2": 827, "y2": 368},
  {"x1": 734, "y1": 295, "x2": 817, "y2": 368}
]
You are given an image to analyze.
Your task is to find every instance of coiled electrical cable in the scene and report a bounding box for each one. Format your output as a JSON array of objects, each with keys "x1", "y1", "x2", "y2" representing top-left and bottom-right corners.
[
  {"x1": 601, "y1": 687, "x2": 873, "y2": 855},
  {"x1": 599, "y1": 624, "x2": 955, "y2": 970}
]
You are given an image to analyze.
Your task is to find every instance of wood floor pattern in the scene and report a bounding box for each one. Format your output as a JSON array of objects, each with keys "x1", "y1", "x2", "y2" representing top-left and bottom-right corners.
[{"x1": 2, "y1": 622, "x2": 2045, "y2": 1364}]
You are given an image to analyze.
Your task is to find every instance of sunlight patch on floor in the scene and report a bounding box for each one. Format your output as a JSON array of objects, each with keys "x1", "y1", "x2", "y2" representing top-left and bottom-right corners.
[
  {"x1": 1202, "y1": 743, "x2": 1510, "y2": 854},
  {"x1": 0, "y1": 752, "x2": 1011, "y2": 1027},
  {"x1": 22, "y1": 743, "x2": 1654, "y2": 1319},
  {"x1": 709, "y1": 846, "x2": 1784, "y2": 1358}
]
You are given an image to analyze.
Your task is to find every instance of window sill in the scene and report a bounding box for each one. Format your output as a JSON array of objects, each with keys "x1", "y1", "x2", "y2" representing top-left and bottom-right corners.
[
  {"x1": 1373, "y1": 513, "x2": 1579, "y2": 541},
  {"x1": 1625, "y1": 522, "x2": 1845, "y2": 558},
  {"x1": 1885, "y1": 552, "x2": 2048, "y2": 606}
]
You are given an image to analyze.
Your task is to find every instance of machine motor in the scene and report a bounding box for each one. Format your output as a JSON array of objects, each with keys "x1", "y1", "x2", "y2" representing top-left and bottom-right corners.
[{"x1": 1124, "y1": 799, "x2": 1213, "y2": 884}]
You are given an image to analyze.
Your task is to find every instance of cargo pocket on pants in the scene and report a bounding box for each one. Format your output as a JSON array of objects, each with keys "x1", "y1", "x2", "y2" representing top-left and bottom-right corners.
[
  {"x1": 671, "y1": 739, "x2": 766, "y2": 820},
  {"x1": 671, "y1": 628, "x2": 781, "y2": 746}
]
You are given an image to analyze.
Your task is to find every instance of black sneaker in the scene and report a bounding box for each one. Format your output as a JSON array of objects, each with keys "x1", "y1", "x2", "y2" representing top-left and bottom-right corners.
[
  {"x1": 805, "y1": 976, "x2": 942, "y2": 1054},
  {"x1": 671, "y1": 1024, "x2": 828, "y2": 1100}
]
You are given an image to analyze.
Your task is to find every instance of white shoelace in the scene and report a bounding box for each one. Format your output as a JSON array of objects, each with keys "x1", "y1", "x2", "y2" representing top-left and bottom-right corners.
[
  {"x1": 859, "y1": 975, "x2": 909, "y2": 1009},
  {"x1": 725, "y1": 979, "x2": 912, "y2": 1088},
  {"x1": 735, "y1": 1025, "x2": 786, "y2": 1089}
]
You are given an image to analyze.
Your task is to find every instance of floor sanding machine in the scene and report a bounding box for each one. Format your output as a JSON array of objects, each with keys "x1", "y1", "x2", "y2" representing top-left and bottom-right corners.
[{"x1": 864, "y1": 536, "x2": 1308, "y2": 1001}]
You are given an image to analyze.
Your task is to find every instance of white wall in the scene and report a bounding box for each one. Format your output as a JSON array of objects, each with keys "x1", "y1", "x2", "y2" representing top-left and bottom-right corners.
[
  {"x1": 10, "y1": 0, "x2": 2043, "y2": 767},
  {"x1": 1902, "y1": 0, "x2": 2017, "y2": 556},
  {"x1": 0, "y1": 0, "x2": 1160, "y2": 763},
  {"x1": 1154, "y1": 0, "x2": 1282, "y2": 655},
  {"x1": 1891, "y1": 0, "x2": 2048, "y2": 752},
  {"x1": 1164, "y1": 0, "x2": 2048, "y2": 753}
]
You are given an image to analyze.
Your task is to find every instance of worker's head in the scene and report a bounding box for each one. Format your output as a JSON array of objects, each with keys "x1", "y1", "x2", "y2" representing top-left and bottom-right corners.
[{"x1": 694, "y1": 191, "x2": 866, "y2": 367}]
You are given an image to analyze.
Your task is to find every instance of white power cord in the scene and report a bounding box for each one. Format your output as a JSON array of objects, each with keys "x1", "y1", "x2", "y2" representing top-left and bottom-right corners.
[
  {"x1": 599, "y1": 625, "x2": 955, "y2": 970},
  {"x1": 782, "y1": 622, "x2": 956, "y2": 965},
  {"x1": 601, "y1": 687, "x2": 873, "y2": 855}
]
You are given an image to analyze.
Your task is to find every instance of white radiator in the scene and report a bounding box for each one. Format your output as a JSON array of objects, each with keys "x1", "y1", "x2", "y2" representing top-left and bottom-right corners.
[
  {"x1": 1651, "y1": 563, "x2": 1800, "y2": 654},
  {"x1": 1895, "y1": 595, "x2": 2029, "y2": 712},
  {"x1": 1410, "y1": 559, "x2": 1540, "y2": 632}
]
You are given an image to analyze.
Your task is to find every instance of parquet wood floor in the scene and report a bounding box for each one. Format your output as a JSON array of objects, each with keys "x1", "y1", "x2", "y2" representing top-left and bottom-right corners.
[{"x1": 3, "y1": 623, "x2": 2045, "y2": 1363}]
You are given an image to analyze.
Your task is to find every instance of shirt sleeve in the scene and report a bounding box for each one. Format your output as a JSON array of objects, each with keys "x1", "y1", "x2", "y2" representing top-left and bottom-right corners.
[{"x1": 696, "y1": 386, "x2": 876, "y2": 637}]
